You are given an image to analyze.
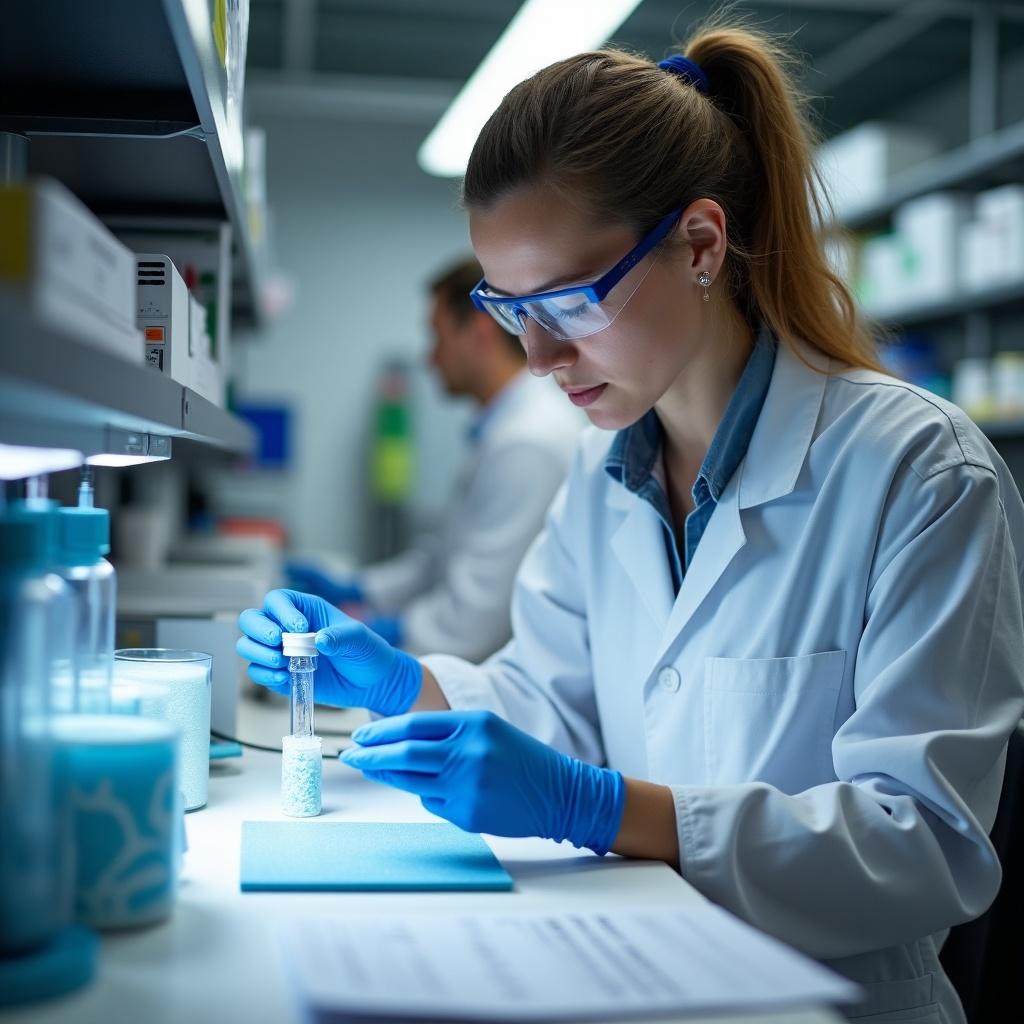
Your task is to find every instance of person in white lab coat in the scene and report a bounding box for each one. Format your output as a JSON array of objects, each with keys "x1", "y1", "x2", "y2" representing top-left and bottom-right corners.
[
  {"x1": 288, "y1": 257, "x2": 582, "y2": 661},
  {"x1": 239, "y1": 22, "x2": 1024, "y2": 1024}
]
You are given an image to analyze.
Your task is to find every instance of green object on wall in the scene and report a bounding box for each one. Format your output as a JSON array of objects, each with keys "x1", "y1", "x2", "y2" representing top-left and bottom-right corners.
[{"x1": 371, "y1": 365, "x2": 413, "y2": 503}]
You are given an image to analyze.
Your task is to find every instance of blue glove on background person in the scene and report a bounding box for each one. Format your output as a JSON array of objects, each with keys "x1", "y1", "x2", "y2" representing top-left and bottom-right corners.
[
  {"x1": 284, "y1": 560, "x2": 365, "y2": 607},
  {"x1": 364, "y1": 614, "x2": 403, "y2": 648},
  {"x1": 340, "y1": 710, "x2": 626, "y2": 855},
  {"x1": 237, "y1": 589, "x2": 422, "y2": 716}
]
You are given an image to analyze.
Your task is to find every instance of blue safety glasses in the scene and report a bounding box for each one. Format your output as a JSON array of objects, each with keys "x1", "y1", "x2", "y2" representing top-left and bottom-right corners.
[{"x1": 470, "y1": 206, "x2": 683, "y2": 341}]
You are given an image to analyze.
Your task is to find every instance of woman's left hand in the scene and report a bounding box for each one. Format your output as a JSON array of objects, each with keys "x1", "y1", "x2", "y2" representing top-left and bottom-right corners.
[{"x1": 340, "y1": 710, "x2": 626, "y2": 854}]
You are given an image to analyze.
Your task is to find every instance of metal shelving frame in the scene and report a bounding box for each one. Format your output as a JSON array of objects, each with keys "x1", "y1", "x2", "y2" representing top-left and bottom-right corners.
[
  {"x1": 0, "y1": 0, "x2": 259, "y2": 461},
  {"x1": 161, "y1": 0, "x2": 266, "y2": 329},
  {"x1": 824, "y1": 2, "x2": 1024, "y2": 440},
  {"x1": 0, "y1": 0, "x2": 265, "y2": 328},
  {"x1": 874, "y1": 279, "x2": 1024, "y2": 330},
  {"x1": 841, "y1": 118, "x2": 1024, "y2": 232},
  {"x1": 0, "y1": 297, "x2": 254, "y2": 458}
]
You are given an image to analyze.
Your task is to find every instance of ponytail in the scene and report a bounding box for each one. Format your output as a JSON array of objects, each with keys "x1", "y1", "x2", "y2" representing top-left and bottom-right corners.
[{"x1": 685, "y1": 24, "x2": 882, "y2": 370}]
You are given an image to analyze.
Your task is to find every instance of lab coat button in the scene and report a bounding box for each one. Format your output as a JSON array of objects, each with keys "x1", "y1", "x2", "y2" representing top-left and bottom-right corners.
[{"x1": 658, "y1": 666, "x2": 681, "y2": 692}]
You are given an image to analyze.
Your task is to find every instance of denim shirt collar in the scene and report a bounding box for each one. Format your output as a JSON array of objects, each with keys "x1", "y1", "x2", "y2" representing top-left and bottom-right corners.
[{"x1": 605, "y1": 324, "x2": 777, "y2": 505}]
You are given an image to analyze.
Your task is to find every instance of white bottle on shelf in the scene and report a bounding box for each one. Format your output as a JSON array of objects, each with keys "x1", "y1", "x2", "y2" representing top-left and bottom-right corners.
[{"x1": 54, "y1": 471, "x2": 115, "y2": 714}]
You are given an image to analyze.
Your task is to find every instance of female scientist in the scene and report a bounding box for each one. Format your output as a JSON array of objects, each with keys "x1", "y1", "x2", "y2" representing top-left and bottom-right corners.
[{"x1": 239, "y1": 21, "x2": 1024, "y2": 1023}]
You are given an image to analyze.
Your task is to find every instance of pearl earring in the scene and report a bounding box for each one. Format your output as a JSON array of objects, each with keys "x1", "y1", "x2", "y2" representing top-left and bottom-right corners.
[{"x1": 698, "y1": 271, "x2": 712, "y2": 302}]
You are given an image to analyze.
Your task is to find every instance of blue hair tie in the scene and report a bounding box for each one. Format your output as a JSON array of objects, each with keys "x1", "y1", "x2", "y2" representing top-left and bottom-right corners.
[{"x1": 658, "y1": 55, "x2": 710, "y2": 95}]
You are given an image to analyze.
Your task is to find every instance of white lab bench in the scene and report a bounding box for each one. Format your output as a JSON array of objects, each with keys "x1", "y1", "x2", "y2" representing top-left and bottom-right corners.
[{"x1": 6, "y1": 697, "x2": 844, "y2": 1024}]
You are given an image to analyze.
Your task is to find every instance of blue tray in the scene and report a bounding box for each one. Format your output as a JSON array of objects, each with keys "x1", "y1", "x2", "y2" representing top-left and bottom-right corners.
[{"x1": 240, "y1": 820, "x2": 514, "y2": 892}]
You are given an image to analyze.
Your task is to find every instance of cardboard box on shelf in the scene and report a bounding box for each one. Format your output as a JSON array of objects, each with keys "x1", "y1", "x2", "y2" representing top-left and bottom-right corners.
[
  {"x1": 0, "y1": 177, "x2": 142, "y2": 362},
  {"x1": 959, "y1": 219, "x2": 1011, "y2": 294},
  {"x1": 893, "y1": 192, "x2": 972, "y2": 306},
  {"x1": 952, "y1": 357, "x2": 996, "y2": 421},
  {"x1": 992, "y1": 352, "x2": 1024, "y2": 418},
  {"x1": 974, "y1": 185, "x2": 1024, "y2": 288},
  {"x1": 816, "y1": 122, "x2": 940, "y2": 219},
  {"x1": 857, "y1": 233, "x2": 914, "y2": 315}
]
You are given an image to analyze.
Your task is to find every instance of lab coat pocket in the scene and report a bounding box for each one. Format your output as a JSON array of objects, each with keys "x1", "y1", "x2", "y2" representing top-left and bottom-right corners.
[
  {"x1": 844, "y1": 1002, "x2": 940, "y2": 1023},
  {"x1": 704, "y1": 650, "x2": 846, "y2": 792}
]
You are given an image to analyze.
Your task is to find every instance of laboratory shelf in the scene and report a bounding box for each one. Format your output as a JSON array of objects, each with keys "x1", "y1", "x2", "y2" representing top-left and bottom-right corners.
[
  {"x1": 0, "y1": 0, "x2": 267, "y2": 329},
  {"x1": 0, "y1": 297, "x2": 254, "y2": 458},
  {"x1": 840, "y1": 118, "x2": 1024, "y2": 232},
  {"x1": 180, "y1": 388, "x2": 254, "y2": 454},
  {"x1": 871, "y1": 279, "x2": 1024, "y2": 328}
]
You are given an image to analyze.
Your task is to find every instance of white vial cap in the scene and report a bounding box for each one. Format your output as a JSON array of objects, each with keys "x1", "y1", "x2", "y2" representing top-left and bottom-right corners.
[{"x1": 281, "y1": 631, "x2": 318, "y2": 657}]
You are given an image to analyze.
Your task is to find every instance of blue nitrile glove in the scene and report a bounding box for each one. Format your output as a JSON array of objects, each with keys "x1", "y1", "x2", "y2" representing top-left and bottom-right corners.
[
  {"x1": 284, "y1": 559, "x2": 364, "y2": 606},
  {"x1": 365, "y1": 614, "x2": 402, "y2": 648},
  {"x1": 340, "y1": 710, "x2": 626, "y2": 855},
  {"x1": 236, "y1": 589, "x2": 422, "y2": 716}
]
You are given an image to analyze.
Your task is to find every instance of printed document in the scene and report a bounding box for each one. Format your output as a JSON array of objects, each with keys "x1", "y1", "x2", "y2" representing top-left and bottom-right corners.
[{"x1": 278, "y1": 901, "x2": 862, "y2": 1021}]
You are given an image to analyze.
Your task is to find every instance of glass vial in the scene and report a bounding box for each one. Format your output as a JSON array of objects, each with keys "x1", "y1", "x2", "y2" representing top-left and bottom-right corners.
[
  {"x1": 281, "y1": 632, "x2": 321, "y2": 817},
  {"x1": 54, "y1": 477, "x2": 115, "y2": 713}
]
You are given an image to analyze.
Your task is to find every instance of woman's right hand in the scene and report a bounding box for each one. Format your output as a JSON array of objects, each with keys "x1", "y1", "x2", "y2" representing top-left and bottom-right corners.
[{"x1": 237, "y1": 589, "x2": 423, "y2": 716}]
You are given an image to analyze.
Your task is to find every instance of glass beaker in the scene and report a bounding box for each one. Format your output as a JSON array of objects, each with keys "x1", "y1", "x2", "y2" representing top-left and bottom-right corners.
[{"x1": 113, "y1": 650, "x2": 212, "y2": 811}]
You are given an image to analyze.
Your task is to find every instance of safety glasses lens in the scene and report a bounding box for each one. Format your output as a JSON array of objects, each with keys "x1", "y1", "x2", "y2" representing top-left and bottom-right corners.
[
  {"x1": 483, "y1": 303, "x2": 526, "y2": 335},
  {"x1": 525, "y1": 296, "x2": 613, "y2": 341}
]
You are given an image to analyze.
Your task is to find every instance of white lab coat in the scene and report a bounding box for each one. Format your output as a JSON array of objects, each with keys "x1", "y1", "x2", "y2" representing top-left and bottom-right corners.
[
  {"x1": 424, "y1": 341, "x2": 1024, "y2": 1024},
  {"x1": 362, "y1": 371, "x2": 583, "y2": 661}
]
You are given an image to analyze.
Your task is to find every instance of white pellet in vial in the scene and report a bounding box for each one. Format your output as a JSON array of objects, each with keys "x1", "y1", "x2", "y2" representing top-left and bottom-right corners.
[{"x1": 281, "y1": 734, "x2": 322, "y2": 817}]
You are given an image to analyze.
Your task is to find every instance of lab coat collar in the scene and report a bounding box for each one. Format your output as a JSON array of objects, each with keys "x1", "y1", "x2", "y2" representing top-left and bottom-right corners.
[
  {"x1": 737, "y1": 338, "x2": 831, "y2": 509},
  {"x1": 608, "y1": 465, "x2": 748, "y2": 657},
  {"x1": 606, "y1": 335, "x2": 831, "y2": 660},
  {"x1": 651, "y1": 467, "x2": 747, "y2": 665},
  {"x1": 610, "y1": 497, "x2": 676, "y2": 627},
  {"x1": 649, "y1": 339, "x2": 830, "y2": 666},
  {"x1": 605, "y1": 334, "x2": 828, "y2": 514}
]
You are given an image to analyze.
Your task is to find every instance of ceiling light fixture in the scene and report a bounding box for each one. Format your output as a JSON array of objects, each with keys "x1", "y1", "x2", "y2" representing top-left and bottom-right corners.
[{"x1": 418, "y1": 0, "x2": 643, "y2": 178}]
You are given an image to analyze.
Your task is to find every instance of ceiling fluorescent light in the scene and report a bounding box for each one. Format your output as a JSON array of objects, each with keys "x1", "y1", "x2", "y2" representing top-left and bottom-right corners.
[
  {"x1": 0, "y1": 443, "x2": 83, "y2": 480},
  {"x1": 418, "y1": 0, "x2": 643, "y2": 178}
]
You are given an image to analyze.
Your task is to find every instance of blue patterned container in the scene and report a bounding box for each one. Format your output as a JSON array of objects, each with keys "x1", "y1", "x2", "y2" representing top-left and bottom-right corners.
[{"x1": 53, "y1": 714, "x2": 182, "y2": 930}]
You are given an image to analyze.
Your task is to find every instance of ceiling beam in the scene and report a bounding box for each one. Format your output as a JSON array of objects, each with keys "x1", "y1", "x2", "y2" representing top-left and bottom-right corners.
[
  {"x1": 283, "y1": 0, "x2": 317, "y2": 74},
  {"x1": 811, "y1": 0, "x2": 946, "y2": 91},
  {"x1": 246, "y1": 71, "x2": 459, "y2": 125},
  {"x1": 748, "y1": 0, "x2": 1023, "y2": 16},
  {"x1": 970, "y1": 1, "x2": 999, "y2": 141}
]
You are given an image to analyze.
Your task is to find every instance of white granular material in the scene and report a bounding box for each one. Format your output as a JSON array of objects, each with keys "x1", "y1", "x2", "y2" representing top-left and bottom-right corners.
[
  {"x1": 282, "y1": 735, "x2": 322, "y2": 817},
  {"x1": 162, "y1": 674, "x2": 210, "y2": 810},
  {"x1": 114, "y1": 660, "x2": 209, "y2": 811}
]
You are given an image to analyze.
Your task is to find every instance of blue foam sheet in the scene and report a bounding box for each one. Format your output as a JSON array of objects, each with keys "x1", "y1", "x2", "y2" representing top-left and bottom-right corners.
[{"x1": 239, "y1": 821, "x2": 514, "y2": 892}]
